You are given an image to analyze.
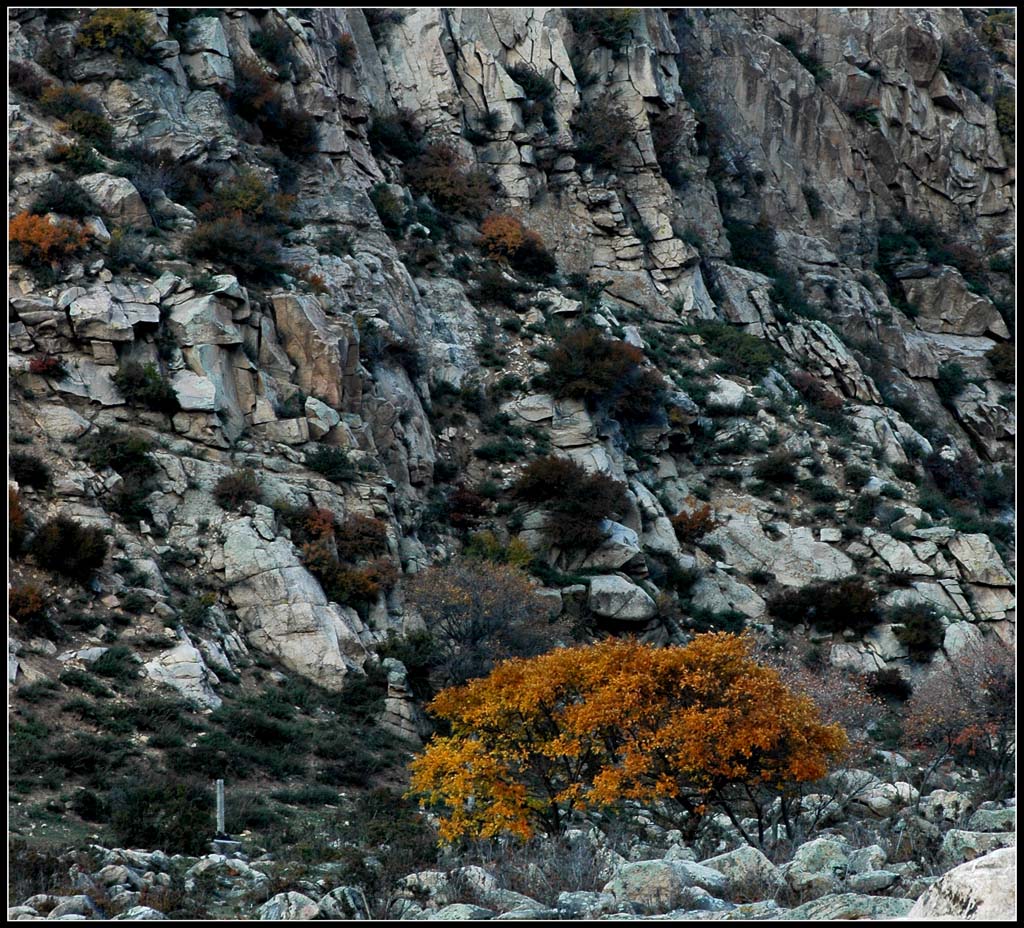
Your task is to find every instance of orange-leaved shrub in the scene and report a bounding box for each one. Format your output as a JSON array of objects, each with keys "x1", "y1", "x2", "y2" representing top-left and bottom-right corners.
[
  {"x1": 9, "y1": 211, "x2": 90, "y2": 268},
  {"x1": 479, "y1": 213, "x2": 557, "y2": 277},
  {"x1": 408, "y1": 633, "x2": 848, "y2": 842}
]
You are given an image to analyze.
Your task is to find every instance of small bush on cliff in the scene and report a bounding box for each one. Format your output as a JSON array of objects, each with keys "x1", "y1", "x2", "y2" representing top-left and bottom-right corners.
[
  {"x1": 986, "y1": 342, "x2": 1014, "y2": 383},
  {"x1": 685, "y1": 321, "x2": 780, "y2": 379},
  {"x1": 10, "y1": 453, "x2": 52, "y2": 491},
  {"x1": 30, "y1": 177, "x2": 99, "y2": 220},
  {"x1": 9, "y1": 211, "x2": 90, "y2": 269},
  {"x1": 306, "y1": 446, "x2": 358, "y2": 485},
  {"x1": 112, "y1": 362, "x2": 180, "y2": 415},
  {"x1": 185, "y1": 214, "x2": 286, "y2": 281},
  {"x1": 537, "y1": 327, "x2": 663, "y2": 421},
  {"x1": 573, "y1": 95, "x2": 636, "y2": 169},
  {"x1": 38, "y1": 86, "x2": 114, "y2": 150},
  {"x1": 29, "y1": 516, "x2": 108, "y2": 582},
  {"x1": 567, "y1": 9, "x2": 637, "y2": 54},
  {"x1": 404, "y1": 143, "x2": 493, "y2": 218},
  {"x1": 768, "y1": 577, "x2": 880, "y2": 634},
  {"x1": 213, "y1": 468, "x2": 261, "y2": 511},
  {"x1": 889, "y1": 603, "x2": 947, "y2": 662},
  {"x1": 367, "y1": 108, "x2": 424, "y2": 161},
  {"x1": 513, "y1": 455, "x2": 629, "y2": 551},
  {"x1": 76, "y1": 9, "x2": 153, "y2": 60},
  {"x1": 225, "y1": 58, "x2": 319, "y2": 158}
]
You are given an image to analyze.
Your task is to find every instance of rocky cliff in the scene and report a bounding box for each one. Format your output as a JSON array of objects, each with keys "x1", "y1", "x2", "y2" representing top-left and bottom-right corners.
[{"x1": 7, "y1": 6, "x2": 1017, "y2": 921}]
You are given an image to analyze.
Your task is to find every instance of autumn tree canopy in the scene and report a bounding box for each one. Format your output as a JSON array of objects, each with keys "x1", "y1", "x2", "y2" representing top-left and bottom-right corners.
[{"x1": 408, "y1": 633, "x2": 848, "y2": 843}]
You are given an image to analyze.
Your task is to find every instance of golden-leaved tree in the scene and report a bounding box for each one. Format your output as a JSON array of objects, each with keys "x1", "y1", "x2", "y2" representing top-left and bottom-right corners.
[{"x1": 408, "y1": 633, "x2": 847, "y2": 844}]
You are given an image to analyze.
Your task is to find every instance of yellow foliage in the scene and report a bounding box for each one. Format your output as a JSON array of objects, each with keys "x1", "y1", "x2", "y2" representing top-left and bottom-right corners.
[
  {"x1": 76, "y1": 10, "x2": 153, "y2": 59},
  {"x1": 408, "y1": 633, "x2": 848, "y2": 842}
]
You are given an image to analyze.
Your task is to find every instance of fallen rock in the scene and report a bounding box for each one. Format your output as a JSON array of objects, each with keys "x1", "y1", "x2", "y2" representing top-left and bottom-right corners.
[{"x1": 907, "y1": 846, "x2": 1016, "y2": 920}]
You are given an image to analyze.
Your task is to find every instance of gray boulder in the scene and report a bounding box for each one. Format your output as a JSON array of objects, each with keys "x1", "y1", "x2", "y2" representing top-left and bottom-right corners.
[{"x1": 908, "y1": 846, "x2": 1016, "y2": 920}]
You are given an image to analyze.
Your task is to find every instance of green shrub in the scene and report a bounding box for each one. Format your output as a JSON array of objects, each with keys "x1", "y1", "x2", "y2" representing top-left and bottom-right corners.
[
  {"x1": 986, "y1": 342, "x2": 1014, "y2": 383},
  {"x1": 112, "y1": 362, "x2": 181, "y2": 414},
  {"x1": 59, "y1": 668, "x2": 113, "y2": 698},
  {"x1": 10, "y1": 453, "x2": 52, "y2": 490},
  {"x1": 686, "y1": 321, "x2": 780, "y2": 379},
  {"x1": 80, "y1": 427, "x2": 157, "y2": 479},
  {"x1": 889, "y1": 603, "x2": 946, "y2": 662},
  {"x1": 213, "y1": 468, "x2": 261, "y2": 510},
  {"x1": 777, "y1": 34, "x2": 831, "y2": 84},
  {"x1": 306, "y1": 446, "x2": 358, "y2": 484},
  {"x1": 109, "y1": 777, "x2": 214, "y2": 855},
  {"x1": 30, "y1": 177, "x2": 99, "y2": 219},
  {"x1": 224, "y1": 58, "x2": 319, "y2": 158},
  {"x1": 9, "y1": 60, "x2": 52, "y2": 100},
  {"x1": 92, "y1": 645, "x2": 140, "y2": 682},
  {"x1": 29, "y1": 516, "x2": 108, "y2": 582},
  {"x1": 923, "y1": 451, "x2": 980, "y2": 504},
  {"x1": 573, "y1": 95, "x2": 636, "y2": 169},
  {"x1": 567, "y1": 9, "x2": 636, "y2": 53},
  {"x1": 369, "y1": 183, "x2": 407, "y2": 236},
  {"x1": 367, "y1": 108, "x2": 424, "y2": 161},
  {"x1": 38, "y1": 86, "x2": 114, "y2": 150},
  {"x1": 47, "y1": 139, "x2": 104, "y2": 176},
  {"x1": 185, "y1": 215, "x2": 286, "y2": 281},
  {"x1": 753, "y1": 449, "x2": 797, "y2": 485},
  {"x1": 724, "y1": 219, "x2": 778, "y2": 276},
  {"x1": 250, "y1": 23, "x2": 299, "y2": 74},
  {"x1": 76, "y1": 9, "x2": 153, "y2": 59},
  {"x1": 768, "y1": 577, "x2": 880, "y2": 634},
  {"x1": 865, "y1": 668, "x2": 913, "y2": 702},
  {"x1": 935, "y1": 361, "x2": 969, "y2": 403},
  {"x1": 513, "y1": 455, "x2": 629, "y2": 550},
  {"x1": 994, "y1": 86, "x2": 1015, "y2": 142}
]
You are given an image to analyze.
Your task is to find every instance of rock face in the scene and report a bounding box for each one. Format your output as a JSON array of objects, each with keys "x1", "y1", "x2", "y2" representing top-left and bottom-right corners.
[
  {"x1": 907, "y1": 846, "x2": 1016, "y2": 920},
  {"x1": 222, "y1": 516, "x2": 370, "y2": 689},
  {"x1": 5, "y1": 6, "x2": 1017, "y2": 908}
]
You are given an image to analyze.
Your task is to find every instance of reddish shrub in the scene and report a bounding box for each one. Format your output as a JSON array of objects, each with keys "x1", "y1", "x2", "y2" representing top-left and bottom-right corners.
[
  {"x1": 28, "y1": 356, "x2": 68, "y2": 377},
  {"x1": 671, "y1": 499, "x2": 719, "y2": 544},
  {"x1": 335, "y1": 514, "x2": 389, "y2": 561},
  {"x1": 514, "y1": 455, "x2": 629, "y2": 551},
  {"x1": 790, "y1": 370, "x2": 843, "y2": 410},
  {"x1": 28, "y1": 515, "x2": 108, "y2": 582},
  {"x1": 9, "y1": 211, "x2": 89, "y2": 268},
  {"x1": 448, "y1": 486, "x2": 490, "y2": 529},
  {"x1": 404, "y1": 143, "x2": 493, "y2": 218}
]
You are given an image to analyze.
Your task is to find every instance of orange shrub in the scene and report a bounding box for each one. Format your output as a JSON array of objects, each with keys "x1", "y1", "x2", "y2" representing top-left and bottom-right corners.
[
  {"x1": 409, "y1": 633, "x2": 848, "y2": 841},
  {"x1": 671, "y1": 499, "x2": 719, "y2": 543},
  {"x1": 9, "y1": 211, "x2": 89, "y2": 268},
  {"x1": 480, "y1": 213, "x2": 527, "y2": 260}
]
